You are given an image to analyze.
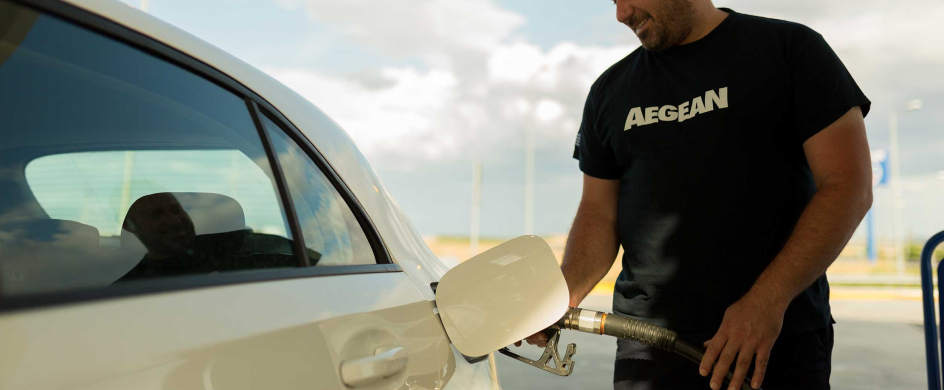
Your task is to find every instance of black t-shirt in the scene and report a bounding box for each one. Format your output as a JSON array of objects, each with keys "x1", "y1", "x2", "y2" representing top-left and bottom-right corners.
[{"x1": 573, "y1": 9, "x2": 870, "y2": 334}]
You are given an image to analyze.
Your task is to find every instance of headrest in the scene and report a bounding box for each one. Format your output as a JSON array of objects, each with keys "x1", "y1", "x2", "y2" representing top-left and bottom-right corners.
[
  {"x1": 0, "y1": 219, "x2": 100, "y2": 247},
  {"x1": 120, "y1": 192, "x2": 246, "y2": 249}
]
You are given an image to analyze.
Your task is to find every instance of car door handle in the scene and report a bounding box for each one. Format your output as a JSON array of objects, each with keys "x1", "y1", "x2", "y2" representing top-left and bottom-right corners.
[{"x1": 340, "y1": 346, "x2": 408, "y2": 387}]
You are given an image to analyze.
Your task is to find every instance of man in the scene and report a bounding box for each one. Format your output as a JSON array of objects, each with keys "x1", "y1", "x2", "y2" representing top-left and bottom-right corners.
[
  {"x1": 517, "y1": 1, "x2": 871, "y2": 389},
  {"x1": 117, "y1": 192, "x2": 211, "y2": 281}
]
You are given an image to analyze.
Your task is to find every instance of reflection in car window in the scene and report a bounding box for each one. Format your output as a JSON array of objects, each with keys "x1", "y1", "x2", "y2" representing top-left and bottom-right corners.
[
  {"x1": 27, "y1": 151, "x2": 288, "y2": 239},
  {"x1": 261, "y1": 114, "x2": 375, "y2": 266},
  {"x1": 0, "y1": 1, "x2": 299, "y2": 297}
]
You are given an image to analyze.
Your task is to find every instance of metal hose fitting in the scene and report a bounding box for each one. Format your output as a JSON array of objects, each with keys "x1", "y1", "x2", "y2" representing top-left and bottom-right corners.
[
  {"x1": 556, "y1": 307, "x2": 678, "y2": 352},
  {"x1": 559, "y1": 306, "x2": 606, "y2": 335}
]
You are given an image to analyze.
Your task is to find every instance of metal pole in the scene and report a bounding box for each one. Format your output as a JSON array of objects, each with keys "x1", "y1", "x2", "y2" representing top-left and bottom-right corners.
[
  {"x1": 921, "y1": 231, "x2": 944, "y2": 390},
  {"x1": 867, "y1": 209, "x2": 876, "y2": 264},
  {"x1": 525, "y1": 127, "x2": 535, "y2": 236},
  {"x1": 471, "y1": 160, "x2": 482, "y2": 256},
  {"x1": 889, "y1": 110, "x2": 905, "y2": 274},
  {"x1": 118, "y1": 151, "x2": 134, "y2": 227}
]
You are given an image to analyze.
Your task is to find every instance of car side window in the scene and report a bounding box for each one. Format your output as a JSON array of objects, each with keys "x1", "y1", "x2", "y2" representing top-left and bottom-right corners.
[
  {"x1": 260, "y1": 114, "x2": 376, "y2": 266},
  {"x1": 0, "y1": 1, "x2": 302, "y2": 297}
]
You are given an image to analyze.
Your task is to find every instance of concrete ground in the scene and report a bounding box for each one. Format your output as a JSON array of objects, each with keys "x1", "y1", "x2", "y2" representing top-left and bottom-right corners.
[{"x1": 495, "y1": 291, "x2": 929, "y2": 390}]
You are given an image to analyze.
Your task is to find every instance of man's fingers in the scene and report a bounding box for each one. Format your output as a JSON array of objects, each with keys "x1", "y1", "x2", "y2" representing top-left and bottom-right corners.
[
  {"x1": 751, "y1": 345, "x2": 771, "y2": 389},
  {"x1": 710, "y1": 341, "x2": 741, "y2": 390},
  {"x1": 533, "y1": 333, "x2": 548, "y2": 341},
  {"x1": 699, "y1": 335, "x2": 726, "y2": 377},
  {"x1": 515, "y1": 332, "x2": 547, "y2": 348},
  {"x1": 526, "y1": 339, "x2": 546, "y2": 347},
  {"x1": 728, "y1": 345, "x2": 755, "y2": 390},
  {"x1": 522, "y1": 332, "x2": 549, "y2": 348}
]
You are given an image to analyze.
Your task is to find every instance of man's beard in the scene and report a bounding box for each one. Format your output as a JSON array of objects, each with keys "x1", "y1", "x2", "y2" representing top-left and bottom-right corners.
[{"x1": 633, "y1": 0, "x2": 697, "y2": 51}]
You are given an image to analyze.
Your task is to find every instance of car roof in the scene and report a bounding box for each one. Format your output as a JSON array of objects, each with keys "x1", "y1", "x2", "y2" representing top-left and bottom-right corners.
[{"x1": 51, "y1": 0, "x2": 449, "y2": 299}]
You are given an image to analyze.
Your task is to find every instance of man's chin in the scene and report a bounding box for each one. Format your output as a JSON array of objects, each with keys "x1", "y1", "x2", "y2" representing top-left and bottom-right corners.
[
  {"x1": 639, "y1": 36, "x2": 670, "y2": 52},
  {"x1": 640, "y1": 41, "x2": 660, "y2": 51},
  {"x1": 636, "y1": 31, "x2": 659, "y2": 50}
]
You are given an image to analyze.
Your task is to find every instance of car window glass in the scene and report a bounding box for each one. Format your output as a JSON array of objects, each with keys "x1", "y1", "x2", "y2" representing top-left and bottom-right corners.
[
  {"x1": 27, "y1": 151, "x2": 289, "y2": 240},
  {"x1": 0, "y1": 1, "x2": 301, "y2": 297},
  {"x1": 261, "y1": 114, "x2": 375, "y2": 266}
]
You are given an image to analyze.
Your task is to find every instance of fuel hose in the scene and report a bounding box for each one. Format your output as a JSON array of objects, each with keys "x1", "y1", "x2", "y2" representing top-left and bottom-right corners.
[{"x1": 556, "y1": 307, "x2": 757, "y2": 390}]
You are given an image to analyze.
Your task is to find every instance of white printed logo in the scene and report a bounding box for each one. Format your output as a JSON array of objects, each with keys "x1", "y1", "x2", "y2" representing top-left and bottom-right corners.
[{"x1": 624, "y1": 87, "x2": 728, "y2": 130}]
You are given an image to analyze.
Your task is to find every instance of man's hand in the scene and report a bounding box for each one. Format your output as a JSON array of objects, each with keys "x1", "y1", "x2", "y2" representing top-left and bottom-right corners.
[
  {"x1": 699, "y1": 294, "x2": 787, "y2": 390},
  {"x1": 513, "y1": 332, "x2": 549, "y2": 348}
]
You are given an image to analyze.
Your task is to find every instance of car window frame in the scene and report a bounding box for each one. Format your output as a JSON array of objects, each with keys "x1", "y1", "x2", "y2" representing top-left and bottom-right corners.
[
  {"x1": 253, "y1": 106, "x2": 382, "y2": 267},
  {"x1": 0, "y1": 0, "x2": 398, "y2": 313}
]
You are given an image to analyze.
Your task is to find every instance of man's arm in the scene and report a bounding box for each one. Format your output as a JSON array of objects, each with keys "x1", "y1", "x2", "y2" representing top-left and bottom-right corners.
[
  {"x1": 700, "y1": 106, "x2": 872, "y2": 390},
  {"x1": 516, "y1": 173, "x2": 621, "y2": 348},
  {"x1": 562, "y1": 174, "x2": 622, "y2": 307}
]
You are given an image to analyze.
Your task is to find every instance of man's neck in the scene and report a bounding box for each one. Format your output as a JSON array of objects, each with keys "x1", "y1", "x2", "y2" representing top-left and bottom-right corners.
[{"x1": 679, "y1": 6, "x2": 729, "y2": 46}]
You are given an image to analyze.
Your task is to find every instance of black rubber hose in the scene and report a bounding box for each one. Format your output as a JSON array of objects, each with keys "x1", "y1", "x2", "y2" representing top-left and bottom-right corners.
[{"x1": 557, "y1": 308, "x2": 757, "y2": 390}]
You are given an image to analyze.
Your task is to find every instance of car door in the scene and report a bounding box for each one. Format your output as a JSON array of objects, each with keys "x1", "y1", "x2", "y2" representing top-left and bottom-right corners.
[{"x1": 0, "y1": 1, "x2": 451, "y2": 389}]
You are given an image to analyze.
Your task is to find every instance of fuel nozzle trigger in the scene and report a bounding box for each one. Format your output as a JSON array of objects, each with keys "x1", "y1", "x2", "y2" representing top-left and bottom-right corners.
[{"x1": 498, "y1": 326, "x2": 576, "y2": 376}]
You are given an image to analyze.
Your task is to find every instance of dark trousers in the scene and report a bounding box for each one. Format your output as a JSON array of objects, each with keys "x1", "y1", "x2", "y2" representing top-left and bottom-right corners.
[{"x1": 614, "y1": 325, "x2": 834, "y2": 390}]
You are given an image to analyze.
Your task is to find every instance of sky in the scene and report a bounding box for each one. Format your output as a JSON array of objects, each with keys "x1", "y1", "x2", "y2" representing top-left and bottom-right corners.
[{"x1": 123, "y1": 0, "x2": 944, "y2": 241}]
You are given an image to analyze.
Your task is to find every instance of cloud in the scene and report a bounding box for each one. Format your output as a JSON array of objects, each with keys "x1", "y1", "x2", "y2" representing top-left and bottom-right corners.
[
  {"x1": 809, "y1": 3, "x2": 944, "y2": 97},
  {"x1": 264, "y1": 0, "x2": 637, "y2": 172},
  {"x1": 266, "y1": 66, "x2": 458, "y2": 159},
  {"x1": 266, "y1": 39, "x2": 633, "y2": 170},
  {"x1": 535, "y1": 99, "x2": 565, "y2": 123},
  {"x1": 720, "y1": 0, "x2": 944, "y2": 81},
  {"x1": 274, "y1": 0, "x2": 525, "y2": 60},
  {"x1": 488, "y1": 41, "x2": 631, "y2": 91}
]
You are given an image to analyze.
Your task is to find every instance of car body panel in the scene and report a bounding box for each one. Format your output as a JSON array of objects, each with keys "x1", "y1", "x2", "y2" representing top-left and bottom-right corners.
[{"x1": 0, "y1": 273, "x2": 453, "y2": 390}]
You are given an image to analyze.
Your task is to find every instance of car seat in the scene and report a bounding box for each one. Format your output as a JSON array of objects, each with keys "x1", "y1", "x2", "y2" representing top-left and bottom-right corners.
[{"x1": 119, "y1": 192, "x2": 248, "y2": 257}]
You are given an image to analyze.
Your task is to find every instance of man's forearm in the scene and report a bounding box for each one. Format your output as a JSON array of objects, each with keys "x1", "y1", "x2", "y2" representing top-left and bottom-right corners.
[
  {"x1": 560, "y1": 207, "x2": 621, "y2": 307},
  {"x1": 746, "y1": 182, "x2": 872, "y2": 310}
]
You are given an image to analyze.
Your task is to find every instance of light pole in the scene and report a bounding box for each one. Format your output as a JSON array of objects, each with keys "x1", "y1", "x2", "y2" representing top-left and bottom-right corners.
[
  {"x1": 470, "y1": 160, "x2": 482, "y2": 256},
  {"x1": 889, "y1": 99, "x2": 922, "y2": 274},
  {"x1": 525, "y1": 127, "x2": 535, "y2": 236}
]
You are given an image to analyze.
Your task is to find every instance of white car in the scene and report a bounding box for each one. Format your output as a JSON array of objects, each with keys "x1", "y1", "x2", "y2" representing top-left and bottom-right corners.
[{"x1": 0, "y1": 0, "x2": 570, "y2": 388}]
